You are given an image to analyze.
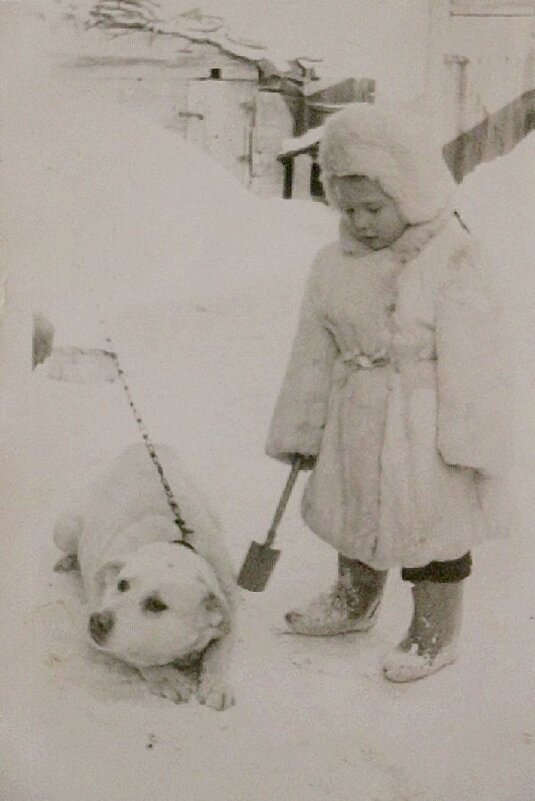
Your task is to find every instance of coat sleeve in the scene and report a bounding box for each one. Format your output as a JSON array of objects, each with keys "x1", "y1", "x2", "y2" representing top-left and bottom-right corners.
[
  {"x1": 265, "y1": 251, "x2": 339, "y2": 463},
  {"x1": 436, "y1": 243, "x2": 512, "y2": 477}
]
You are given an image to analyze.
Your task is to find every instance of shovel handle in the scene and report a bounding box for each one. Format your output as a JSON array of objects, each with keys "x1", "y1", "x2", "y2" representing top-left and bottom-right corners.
[{"x1": 264, "y1": 455, "x2": 304, "y2": 548}]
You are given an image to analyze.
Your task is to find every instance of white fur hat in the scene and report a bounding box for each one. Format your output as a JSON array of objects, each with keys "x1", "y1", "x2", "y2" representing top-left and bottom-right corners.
[{"x1": 319, "y1": 103, "x2": 456, "y2": 224}]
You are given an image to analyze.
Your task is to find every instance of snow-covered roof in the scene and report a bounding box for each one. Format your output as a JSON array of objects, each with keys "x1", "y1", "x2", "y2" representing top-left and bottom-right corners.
[
  {"x1": 60, "y1": 1, "x2": 431, "y2": 105},
  {"x1": 84, "y1": 0, "x2": 423, "y2": 95},
  {"x1": 88, "y1": 0, "x2": 332, "y2": 77},
  {"x1": 278, "y1": 125, "x2": 324, "y2": 160}
]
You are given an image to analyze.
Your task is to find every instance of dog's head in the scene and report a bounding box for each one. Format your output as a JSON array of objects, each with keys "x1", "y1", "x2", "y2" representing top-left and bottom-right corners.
[{"x1": 88, "y1": 541, "x2": 229, "y2": 668}]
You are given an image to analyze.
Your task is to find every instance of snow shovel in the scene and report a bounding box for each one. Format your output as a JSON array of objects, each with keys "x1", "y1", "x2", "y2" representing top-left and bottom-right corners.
[{"x1": 237, "y1": 455, "x2": 304, "y2": 592}]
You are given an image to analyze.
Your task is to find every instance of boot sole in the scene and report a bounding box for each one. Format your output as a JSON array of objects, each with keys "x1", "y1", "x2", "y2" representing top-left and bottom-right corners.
[
  {"x1": 286, "y1": 615, "x2": 378, "y2": 637},
  {"x1": 383, "y1": 645, "x2": 459, "y2": 683},
  {"x1": 285, "y1": 592, "x2": 383, "y2": 637}
]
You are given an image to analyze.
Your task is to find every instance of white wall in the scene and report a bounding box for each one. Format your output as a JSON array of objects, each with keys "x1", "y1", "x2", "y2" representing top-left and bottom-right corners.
[{"x1": 434, "y1": 10, "x2": 535, "y2": 141}]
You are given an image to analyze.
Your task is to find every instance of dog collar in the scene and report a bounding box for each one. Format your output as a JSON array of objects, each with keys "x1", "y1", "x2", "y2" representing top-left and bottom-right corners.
[{"x1": 171, "y1": 638, "x2": 215, "y2": 670}]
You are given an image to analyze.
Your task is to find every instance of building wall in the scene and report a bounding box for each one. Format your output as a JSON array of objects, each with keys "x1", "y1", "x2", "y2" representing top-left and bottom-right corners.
[
  {"x1": 446, "y1": 13, "x2": 534, "y2": 133},
  {"x1": 53, "y1": 28, "x2": 257, "y2": 133},
  {"x1": 440, "y1": 11, "x2": 535, "y2": 178},
  {"x1": 52, "y1": 26, "x2": 306, "y2": 195}
]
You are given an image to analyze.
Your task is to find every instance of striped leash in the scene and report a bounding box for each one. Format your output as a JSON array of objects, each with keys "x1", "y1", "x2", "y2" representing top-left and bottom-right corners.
[{"x1": 101, "y1": 327, "x2": 194, "y2": 543}]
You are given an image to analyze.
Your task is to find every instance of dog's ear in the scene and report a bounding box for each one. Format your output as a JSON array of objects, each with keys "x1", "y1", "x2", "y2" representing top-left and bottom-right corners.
[{"x1": 94, "y1": 560, "x2": 126, "y2": 596}]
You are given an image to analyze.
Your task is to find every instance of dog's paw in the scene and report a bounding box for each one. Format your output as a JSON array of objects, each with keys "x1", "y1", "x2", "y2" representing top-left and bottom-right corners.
[
  {"x1": 197, "y1": 681, "x2": 236, "y2": 711},
  {"x1": 53, "y1": 554, "x2": 79, "y2": 572},
  {"x1": 139, "y1": 665, "x2": 196, "y2": 704}
]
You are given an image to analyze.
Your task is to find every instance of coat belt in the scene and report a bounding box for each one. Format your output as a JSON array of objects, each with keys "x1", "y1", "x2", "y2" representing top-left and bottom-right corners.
[{"x1": 340, "y1": 351, "x2": 390, "y2": 370}]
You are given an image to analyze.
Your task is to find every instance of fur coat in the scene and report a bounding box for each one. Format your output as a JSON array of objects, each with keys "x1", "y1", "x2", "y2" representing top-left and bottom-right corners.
[
  {"x1": 266, "y1": 214, "x2": 510, "y2": 568},
  {"x1": 266, "y1": 104, "x2": 512, "y2": 569}
]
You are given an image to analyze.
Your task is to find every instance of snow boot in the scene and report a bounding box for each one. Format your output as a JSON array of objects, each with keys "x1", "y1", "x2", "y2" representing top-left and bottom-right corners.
[
  {"x1": 285, "y1": 555, "x2": 387, "y2": 636},
  {"x1": 383, "y1": 580, "x2": 463, "y2": 682}
]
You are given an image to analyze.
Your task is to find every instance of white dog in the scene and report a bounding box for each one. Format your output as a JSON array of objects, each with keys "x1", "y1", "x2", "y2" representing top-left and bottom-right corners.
[{"x1": 53, "y1": 443, "x2": 236, "y2": 711}]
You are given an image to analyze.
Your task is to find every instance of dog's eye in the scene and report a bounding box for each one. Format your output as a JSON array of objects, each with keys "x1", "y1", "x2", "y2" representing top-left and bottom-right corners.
[
  {"x1": 117, "y1": 579, "x2": 130, "y2": 592},
  {"x1": 143, "y1": 596, "x2": 168, "y2": 613}
]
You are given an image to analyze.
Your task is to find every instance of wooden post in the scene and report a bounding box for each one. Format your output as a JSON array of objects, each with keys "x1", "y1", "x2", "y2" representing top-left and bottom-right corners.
[
  {"x1": 425, "y1": 0, "x2": 453, "y2": 142},
  {"x1": 281, "y1": 158, "x2": 294, "y2": 198}
]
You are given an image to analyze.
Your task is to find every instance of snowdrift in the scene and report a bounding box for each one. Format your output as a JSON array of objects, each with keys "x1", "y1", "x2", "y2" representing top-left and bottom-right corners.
[{"x1": 35, "y1": 89, "x2": 337, "y2": 348}]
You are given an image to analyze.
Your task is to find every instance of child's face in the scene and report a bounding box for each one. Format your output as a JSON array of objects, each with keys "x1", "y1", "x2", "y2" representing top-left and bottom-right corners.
[{"x1": 332, "y1": 176, "x2": 407, "y2": 250}]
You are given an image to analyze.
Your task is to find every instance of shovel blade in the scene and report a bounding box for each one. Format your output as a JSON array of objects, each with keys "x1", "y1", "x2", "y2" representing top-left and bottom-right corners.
[
  {"x1": 237, "y1": 541, "x2": 281, "y2": 592},
  {"x1": 46, "y1": 347, "x2": 117, "y2": 384}
]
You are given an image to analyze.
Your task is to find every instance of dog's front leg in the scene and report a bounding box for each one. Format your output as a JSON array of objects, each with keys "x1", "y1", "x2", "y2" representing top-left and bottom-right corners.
[
  {"x1": 139, "y1": 665, "x2": 197, "y2": 704},
  {"x1": 197, "y1": 633, "x2": 236, "y2": 711}
]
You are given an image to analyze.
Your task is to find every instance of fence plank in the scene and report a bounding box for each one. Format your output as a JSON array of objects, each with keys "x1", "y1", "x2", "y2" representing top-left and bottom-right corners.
[{"x1": 443, "y1": 87, "x2": 535, "y2": 180}]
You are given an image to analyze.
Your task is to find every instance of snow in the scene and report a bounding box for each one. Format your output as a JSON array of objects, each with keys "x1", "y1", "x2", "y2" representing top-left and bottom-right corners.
[{"x1": 2, "y1": 6, "x2": 535, "y2": 801}]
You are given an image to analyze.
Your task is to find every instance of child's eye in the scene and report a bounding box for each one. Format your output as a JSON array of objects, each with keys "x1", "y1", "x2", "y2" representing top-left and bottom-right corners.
[
  {"x1": 117, "y1": 579, "x2": 130, "y2": 592},
  {"x1": 345, "y1": 207, "x2": 355, "y2": 215},
  {"x1": 143, "y1": 596, "x2": 169, "y2": 613},
  {"x1": 367, "y1": 206, "x2": 380, "y2": 213}
]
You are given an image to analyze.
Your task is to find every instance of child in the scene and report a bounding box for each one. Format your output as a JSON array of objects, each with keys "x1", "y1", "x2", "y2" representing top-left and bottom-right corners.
[{"x1": 266, "y1": 104, "x2": 509, "y2": 682}]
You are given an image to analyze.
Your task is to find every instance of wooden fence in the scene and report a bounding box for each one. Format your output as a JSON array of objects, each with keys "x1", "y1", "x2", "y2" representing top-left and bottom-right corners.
[{"x1": 443, "y1": 87, "x2": 535, "y2": 181}]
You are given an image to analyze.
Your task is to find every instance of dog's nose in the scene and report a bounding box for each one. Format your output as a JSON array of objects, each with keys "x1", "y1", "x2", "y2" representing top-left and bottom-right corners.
[{"x1": 89, "y1": 610, "x2": 114, "y2": 644}]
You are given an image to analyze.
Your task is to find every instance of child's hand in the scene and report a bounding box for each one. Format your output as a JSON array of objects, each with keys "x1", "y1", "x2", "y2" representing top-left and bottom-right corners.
[
  {"x1": 294, "y1": 454, "x2": 317, "y2": 470},
  {"x1": 32, "y1": 312, "x2": 55, "y2": 369}
]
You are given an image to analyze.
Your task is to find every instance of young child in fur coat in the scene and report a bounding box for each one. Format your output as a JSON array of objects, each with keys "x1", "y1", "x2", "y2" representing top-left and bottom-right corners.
[{"x1": 266, "y1": 103, "x2": 510, "y2": 682}]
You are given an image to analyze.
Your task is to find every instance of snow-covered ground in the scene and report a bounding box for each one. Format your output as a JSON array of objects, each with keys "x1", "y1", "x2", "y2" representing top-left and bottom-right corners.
[{"x1": 2, "y1": 8, "x2": 535, "y2": 801}]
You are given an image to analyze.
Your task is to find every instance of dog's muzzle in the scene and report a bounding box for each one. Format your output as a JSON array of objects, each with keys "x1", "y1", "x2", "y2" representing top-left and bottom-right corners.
[{"x1": 89, "y1": 610, "x2": 114, "y2": 644}]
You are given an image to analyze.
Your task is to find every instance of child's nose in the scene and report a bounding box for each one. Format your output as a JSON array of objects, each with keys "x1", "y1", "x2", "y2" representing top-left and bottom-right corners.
[{"x1": 351, "y1": 208, "x2": 373, "y2": 230}]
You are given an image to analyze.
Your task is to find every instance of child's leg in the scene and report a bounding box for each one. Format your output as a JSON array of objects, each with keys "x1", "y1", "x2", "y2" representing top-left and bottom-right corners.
[
  {"x1": 399, "y1": 553, "x2": 472, "y2": 585},
  {"x1": 285, "y1": 554, "x2": 388, "y2": 636},
  {"x1": 382, "y1": 553, "x2": 471, "y2": 682}
]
